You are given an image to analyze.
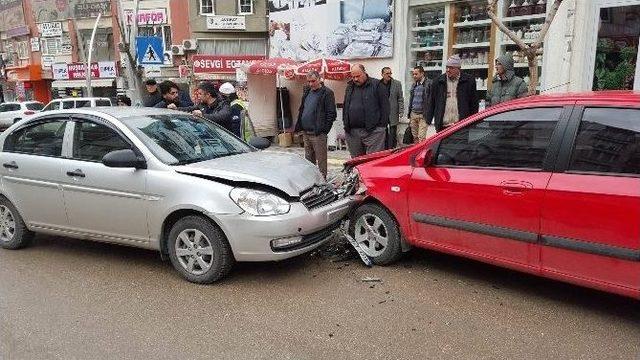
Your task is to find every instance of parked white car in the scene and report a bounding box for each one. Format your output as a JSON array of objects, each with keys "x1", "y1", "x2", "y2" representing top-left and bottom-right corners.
[
  {"x1": 42, "y1": 97, "x2": 112, "y2": 112},
  {"x1": 0, "y1": 107, "x2": 353, "y2": 283},
  {"x1": 0, "y1": 101, "x2": 44, "y2": 129}
]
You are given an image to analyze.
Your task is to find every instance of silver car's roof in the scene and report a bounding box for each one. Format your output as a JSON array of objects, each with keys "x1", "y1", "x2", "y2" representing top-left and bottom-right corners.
[{"x1": 30, "y1": 107, "x2": 185, "y2": 121}]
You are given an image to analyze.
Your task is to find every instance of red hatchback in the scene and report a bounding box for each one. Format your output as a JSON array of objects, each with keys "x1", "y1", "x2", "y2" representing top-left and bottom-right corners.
[{"x1": 346, "y1": 92, "x2": 639, "y2": 299}]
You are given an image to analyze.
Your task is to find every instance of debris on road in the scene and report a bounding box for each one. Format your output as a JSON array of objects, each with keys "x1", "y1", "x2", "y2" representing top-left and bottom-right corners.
[{"x1": 361, "y1": 277, "x2": 382, "y2": 283}]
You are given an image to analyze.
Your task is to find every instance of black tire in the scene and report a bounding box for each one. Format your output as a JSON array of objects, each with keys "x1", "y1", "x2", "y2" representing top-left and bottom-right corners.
[
  {"x1": 0, "y1": 197, "x2": 34, "y2": 250},
  {"x1": 167, "y1": 215, "x2": 234, "y2": 283},
  {"x1": 349, "y1": 203, "x2": 402, "y2": 265}
]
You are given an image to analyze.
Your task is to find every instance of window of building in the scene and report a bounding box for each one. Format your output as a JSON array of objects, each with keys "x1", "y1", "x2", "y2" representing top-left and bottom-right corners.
[
  {"x1": 238, "y1": 0, "x2": 253, "y2": 14},
  {"x1": 569, "y1": 107, "x2": 640, "y2": 175},
  {"x1": 198, "y1": 39, "x2": 267, "y2": 56},
  {"x1": 436, "y1": 107, "x2": 562, "y2": 170},
  {"x1": 200, "y1": 0, "x2": 215, "y2": 15}
]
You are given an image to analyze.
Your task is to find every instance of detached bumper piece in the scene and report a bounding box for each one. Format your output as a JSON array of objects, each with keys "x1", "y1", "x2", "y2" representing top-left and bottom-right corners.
[{"x1": 270, "y1": 221, "x2": 341, "y2": 252}]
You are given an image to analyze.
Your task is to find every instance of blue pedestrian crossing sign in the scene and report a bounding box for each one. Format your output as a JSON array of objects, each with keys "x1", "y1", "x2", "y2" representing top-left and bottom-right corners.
[{"x1": 136, "y1": 36, "x2": 164, "y2": 65}]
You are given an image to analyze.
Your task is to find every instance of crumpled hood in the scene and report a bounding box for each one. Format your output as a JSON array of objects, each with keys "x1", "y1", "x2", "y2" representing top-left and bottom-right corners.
[{"x1": 174, "y1": 151, "x2": 324, "y2": 196}]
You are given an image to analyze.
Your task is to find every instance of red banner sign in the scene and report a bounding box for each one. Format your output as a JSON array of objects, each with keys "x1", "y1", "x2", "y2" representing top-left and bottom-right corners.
[
  {"x1": 192, "y1": 55, "x2": 265, "y2": 74},
  {"x1": 67, "y1": 63, "x2": 100, "y2": 80}
]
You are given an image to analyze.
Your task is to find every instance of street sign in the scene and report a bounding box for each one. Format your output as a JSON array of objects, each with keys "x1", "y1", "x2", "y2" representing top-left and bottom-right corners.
[{"x1": 136, "y1": 36, "x2": 163, "y2": 65}]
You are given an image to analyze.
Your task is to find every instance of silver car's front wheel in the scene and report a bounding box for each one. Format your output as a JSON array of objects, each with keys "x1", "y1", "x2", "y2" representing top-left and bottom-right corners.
[
  {"x1": 175, "y1": 229, "x2": 214, "y2": 276},
  {"x1": 350, "y1": 203, "x2": 402, "y2": 265},
  {"x1": 167, "y1": 216, "x2": 234, "y2": 283},
  {"x1": 0, "y1": 197, "x2": 33, "y2": 250}
]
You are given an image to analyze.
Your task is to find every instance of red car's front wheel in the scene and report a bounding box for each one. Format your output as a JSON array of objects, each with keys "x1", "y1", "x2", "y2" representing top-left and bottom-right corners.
[{"x1": 349, "y1": 203, "x2": 402, "y2": 265}]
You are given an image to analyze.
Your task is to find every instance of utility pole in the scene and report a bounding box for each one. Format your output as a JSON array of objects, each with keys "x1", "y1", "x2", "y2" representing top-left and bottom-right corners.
[{"x1": 86, "y1": 13, "x2": 102, "y2": 97}]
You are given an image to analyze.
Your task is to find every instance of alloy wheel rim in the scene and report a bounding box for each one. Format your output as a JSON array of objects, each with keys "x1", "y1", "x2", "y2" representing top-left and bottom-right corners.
[
  {"x1": 0, "y1": 205, "x2": 15, "y2": 243},
  {"x1": 354, "y1": 214, "x2": 389, "y2": 257},
  {"x1": 175, "y1": 229, "x2": 214, "y2": 275}
]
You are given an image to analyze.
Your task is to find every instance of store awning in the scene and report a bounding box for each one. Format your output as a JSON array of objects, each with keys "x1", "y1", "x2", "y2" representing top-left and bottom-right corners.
[{"x1": 51, "y1": 79, "x2": 115, "y2": 88}]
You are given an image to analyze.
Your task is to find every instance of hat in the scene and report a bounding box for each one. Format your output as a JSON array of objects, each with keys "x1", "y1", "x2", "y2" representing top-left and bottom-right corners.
[
  {"x1": 197, "y1": 81, "x2": 218, "y2": 97},
  {"x1": 145, "y1": 79, "x2": 157, "y2": 86},
  {"x1": 219, "y1": 82, "x2": 236, "y2": 95},
  {"x1": 446, "y1": 55, "x2": 462, "y2": 68}
]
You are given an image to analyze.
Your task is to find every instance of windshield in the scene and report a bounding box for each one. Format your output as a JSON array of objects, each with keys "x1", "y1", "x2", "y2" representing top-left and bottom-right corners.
[{"x1": 121, "y1": 114, "x2": 253, "y2": 165}]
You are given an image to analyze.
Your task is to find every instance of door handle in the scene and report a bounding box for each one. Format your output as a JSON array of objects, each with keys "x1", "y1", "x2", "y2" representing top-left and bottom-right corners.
[
  {"x1": 2, "y1": 161, "x2": 18, "y2": 169},
  {"x1": 500, "y1": 180, "x2": 532, "y2": 195},
  {"x1": 66, "y1": 169, "x2": 85, "y2": 178}
]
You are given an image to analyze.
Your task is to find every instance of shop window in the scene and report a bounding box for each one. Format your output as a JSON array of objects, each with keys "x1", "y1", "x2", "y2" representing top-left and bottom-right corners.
[
  {"x1": 238, "y1": 0, "x2": 253, "y2": 14},
  {"x1": 593, "y1": 5, "x2": 640, "y2": 90},
  {"x1": 200, "y1": 0, "x2": 215, "y2": 15},
  {"x1": 199, "y1": 39, "x2": 266, "y2": 56}
]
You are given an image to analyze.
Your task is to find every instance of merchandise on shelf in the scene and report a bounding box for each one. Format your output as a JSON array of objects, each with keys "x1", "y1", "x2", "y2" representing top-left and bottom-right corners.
[{"x1": 506, "y1": 0, "x2": 547, "y2": 17}]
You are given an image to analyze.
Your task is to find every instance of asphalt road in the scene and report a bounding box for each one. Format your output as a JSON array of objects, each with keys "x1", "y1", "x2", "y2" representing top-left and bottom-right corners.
[{"x1": 1, "y1": 234, "x2": 638, "y2": 360}]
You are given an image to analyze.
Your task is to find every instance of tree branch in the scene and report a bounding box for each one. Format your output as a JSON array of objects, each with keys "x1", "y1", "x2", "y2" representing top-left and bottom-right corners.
[
  {"x1": 487, "y1": 0, "x2": 528, "y2": 50},
  {"x1": 532, "y1": 0, "x2": 564, "y2": 48}
]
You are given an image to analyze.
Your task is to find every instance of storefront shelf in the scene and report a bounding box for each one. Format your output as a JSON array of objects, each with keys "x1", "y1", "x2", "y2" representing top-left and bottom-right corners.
[
  {"x1": 412, "y1": 25, "x2": 445, "y2": 32},
  {"x1": 425, "y1": 66, "x2": 443, "y2": 72},
  {"x1": 502, "y1": 13, "x2": 547, "y2": 23},
  {"x1": 514, "y1": 62, "x2": 543, "y2": 68},
  {"x1": 453, "y1": 42, "x2": 491, "y2": 49},
  {"x1": 461, "y1": 64, "x2": 490, "y2": 69},
  {"x1": 411, "y1": 46, "x2": 444, "y2": 52},
  {"x1": 453, "y1": 19, "x2": 493, "y2": 28},
  {"x1": 501, "y1": 38, "x2": 540, "y2": 45}
]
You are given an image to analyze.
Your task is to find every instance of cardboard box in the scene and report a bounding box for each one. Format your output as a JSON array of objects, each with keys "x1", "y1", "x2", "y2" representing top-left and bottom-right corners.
[{"x1": 278, "y1": 132, "x2": 292, "y2": 147}]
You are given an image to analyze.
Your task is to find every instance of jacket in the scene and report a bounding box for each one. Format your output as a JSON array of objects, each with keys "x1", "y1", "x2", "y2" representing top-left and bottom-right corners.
[
  {"x1": 143, "y1": 90, "x2": 162, "y2": 107},
  {"x1": 425, "y1": 72, "x2": 478, "y2": 132},
  {"x1": 486, "y1": 54, "x2": 528, "y2": 107},
  {"x1": 198, "y1": 98, "x2": 232, "y2": 132},
  {"x1": 343, "y1": 76, "x2": 389, "y2": 133},
  {"x1": 294, "y1": 85, "x2": 337, "y2": 135},
  {"x1": 407, "y1": 77, "x2": 430, "y2": 118},
  {"x1": 385, "y1": 78, "x2": 404, "y2": 126}
]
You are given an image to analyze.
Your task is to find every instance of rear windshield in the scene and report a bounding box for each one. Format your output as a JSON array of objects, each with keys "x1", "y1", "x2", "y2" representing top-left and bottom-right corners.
[
  {"x1": 25, "y1": 103, "x2": 44, "y2": 111},
  {"x1": 95, "y1": 99, "x2": 111, "y2": 106}
]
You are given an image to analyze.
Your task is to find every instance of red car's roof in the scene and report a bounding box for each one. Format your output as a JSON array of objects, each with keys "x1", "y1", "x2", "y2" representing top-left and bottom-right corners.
[{"x1": 490, "y1": 91, "x2": 640, "y2": 109}]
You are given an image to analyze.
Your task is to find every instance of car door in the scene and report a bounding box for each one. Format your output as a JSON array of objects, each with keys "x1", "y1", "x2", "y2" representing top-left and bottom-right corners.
[
  {"x1": 0, "y1": 118, "x2": 70, "y2": 230},
  {"x1": 541, "y1": 106, "x2": 640, "y2": 292},
  {"x1": 408, "y1": 107, "x2": 569, "y2": 269},
  {"x1": 57, "y1": 116, "x2": 149, "y2": 244}
]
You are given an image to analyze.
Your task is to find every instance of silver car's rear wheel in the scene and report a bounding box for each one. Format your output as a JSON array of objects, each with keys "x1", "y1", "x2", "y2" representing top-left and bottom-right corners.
[
  {"x1": 0, "y1": 197, "x2": 33, "y2": 250},
  {"x1": 175, "y1": 229, "x2": 214, "y2": 276},
  {"x1": 167, "y1": 215, "x2": 234, "y2": 283},
  {"x1": 349, "y1": 203, "x2": 402, "y2": 265},
  {"x1": 0, "y1": 205, "x2": 16, "y2": 243}
]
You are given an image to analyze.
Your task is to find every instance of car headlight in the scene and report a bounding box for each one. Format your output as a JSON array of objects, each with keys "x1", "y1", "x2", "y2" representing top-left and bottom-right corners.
[{"x1": 229, "y1": 188, "x2": 291, "y2": 216}]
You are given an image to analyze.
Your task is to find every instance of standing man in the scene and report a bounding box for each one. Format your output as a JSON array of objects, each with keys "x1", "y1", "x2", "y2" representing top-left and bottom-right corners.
[
  {"x1": 192, "y1": 82, "x2": 232, "y2": 132},
  {"x1": 381, "y1": 67, "x2": 404, "y2": 149},
  {"x1": 407, "y1": 66, "x2": 430, "y2": 142},
  {"x1": 343, "y1": 64, "x2": 389, "y2": 158},
  {"x1": 486, "y1": 54, "x2": 528, "y2": 107},
  {"x1": 294, "y1": 71, "x2": 336, "y2": 179},
  {"x1": 425, "y1": 55, "x2": 478, "y2": 132},
  {"x1": 154, "y1": 80, "x2": 183, "y2": 109},
  {"x1": 143, "y1": 79, "x2": 162, "y2": 107}
]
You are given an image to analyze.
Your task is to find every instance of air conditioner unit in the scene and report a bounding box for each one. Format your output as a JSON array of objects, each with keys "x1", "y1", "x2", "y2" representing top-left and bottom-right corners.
[
  {"x1": 171, "y1": 44, "x2": 184, "y2": 55},
  {"x1": 182, "y1": 39, "x2": 198, "y2": 51}
]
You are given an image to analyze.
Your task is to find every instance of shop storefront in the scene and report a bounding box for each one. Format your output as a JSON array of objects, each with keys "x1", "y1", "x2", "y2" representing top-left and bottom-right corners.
[
  {"x1": 3, "y1": 64, "x2": 51, "y2": 103},
  {"x1": 50, "y1": 61, "x2": 118, "y2": 100}
]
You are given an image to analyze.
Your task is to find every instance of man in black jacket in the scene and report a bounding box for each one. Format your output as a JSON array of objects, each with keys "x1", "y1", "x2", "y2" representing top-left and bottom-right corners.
[
  {"x1": 343, "y1": 64, "x2": 389, "y2": 158},
  {"x1": 143, "y1": 79, "x2": 162, "y2": 107},
  {"x1": 425, "y1": 55, "x2": 478, "y2": 132},
  {"x1": 294, "y1": 71, "x2": 336, "y2": 178},
  {"x1": 191, "y1": 82, "x2": 232, "y2": 132}
]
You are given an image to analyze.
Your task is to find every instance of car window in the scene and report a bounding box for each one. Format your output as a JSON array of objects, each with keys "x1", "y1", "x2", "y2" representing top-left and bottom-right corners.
[
  {"x1": 95, "y1": 99, "x2": 111, "y2": 106},
  {"x1": 62, "y1": 101, "x2": 74, "y2": 109},
  {"x1": 25, "y1": 103, "x2": 44, "y2": 111},
  {"x1": 436, "y1": 107, "x2": 562, "y2": 169},
  {"x1": 3, "y1": 120, "x2": 67, "y2": 156},
  {"x1": 568, "y1": 107, "x2": 640, "y2": 175},
  {"x1": 72, "y1": 122, "x2": 132, "y2": 162},
  {"x1": 75, "y1": 100, "x2": 91, "y2": 108},
  {"x1": 3, "y1": 104, "x2": 21, "y2": 112},
  {"x1": 121, "y1": 114, "x2": 253, "y2": 165},
  {"x1": 42, "y1": 102, "x2": 58, "y2": 111}
]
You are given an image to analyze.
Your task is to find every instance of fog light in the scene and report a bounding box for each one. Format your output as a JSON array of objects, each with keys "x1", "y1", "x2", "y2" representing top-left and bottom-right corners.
[{"x1": 271, "y1": 237, "x2": 302, "y2": 250}]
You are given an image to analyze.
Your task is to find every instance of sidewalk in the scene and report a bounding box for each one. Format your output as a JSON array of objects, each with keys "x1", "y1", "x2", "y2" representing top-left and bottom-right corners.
[{"x1": 264, "y1": 145, "x2": 351, "y2": 167}]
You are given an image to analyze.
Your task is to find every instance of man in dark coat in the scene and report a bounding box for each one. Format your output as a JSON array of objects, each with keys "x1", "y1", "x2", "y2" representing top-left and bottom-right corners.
[
  {"x1": 294, "y1": 71, "x2": 336, "y2": 178},
  {"x1": 143, "y1": 79, "x2": 162, "y2": 107},
  {"x1": 381, "y1": 67, "x2": 404, "y2": 148},
  {"x1": 486, "y1": 54, "x2": 528, "y2": 107},
  {"x1": 191, "y1": 82, "x2": 232, "y2": 132},
  {"x1": 425, "y1": 55, "x2": 479, "y2": 132},
  {"x1": 342, "y1": 64, "x2": 389, "y2": 158}
]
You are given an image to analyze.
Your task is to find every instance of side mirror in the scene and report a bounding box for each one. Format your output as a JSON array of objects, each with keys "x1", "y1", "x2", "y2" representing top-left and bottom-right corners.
[
  {"x1": 249, "y1": 136, "x2": 271, "y2": 150},
  {"x1": 414, "y1": 148, "x2": 434, "y2": 168},
  {"x1": 102, "y1": 149, "x2": 147, "y2": 169}
]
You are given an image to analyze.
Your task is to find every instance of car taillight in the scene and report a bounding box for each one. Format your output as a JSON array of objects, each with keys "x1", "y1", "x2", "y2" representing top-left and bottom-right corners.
[{"x1": 24, "y1": 111, "x2": 35, "y2": 115}]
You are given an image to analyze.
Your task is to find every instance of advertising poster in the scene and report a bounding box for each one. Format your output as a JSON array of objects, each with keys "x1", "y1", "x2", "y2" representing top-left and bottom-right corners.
[
  {"x1": 268, "y1": 0, "x2": 393, "y2": 61},
  {"x1": 0, "y1": 0, "x2": 28, "y2": 36},
  {"x1": 32, "y1": 0, "x2": 72, "y2": 22}
]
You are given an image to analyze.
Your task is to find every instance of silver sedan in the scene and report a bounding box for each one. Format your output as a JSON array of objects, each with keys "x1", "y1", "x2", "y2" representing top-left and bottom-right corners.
[{"x1": 0, "y1": 107, "x2": 353, "y2": 283}]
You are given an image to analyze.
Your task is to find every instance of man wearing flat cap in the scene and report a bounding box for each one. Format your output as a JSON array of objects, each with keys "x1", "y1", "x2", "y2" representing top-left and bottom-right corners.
[{"x1": 424, "y1": 55, "x2": 478, "y2": 132}]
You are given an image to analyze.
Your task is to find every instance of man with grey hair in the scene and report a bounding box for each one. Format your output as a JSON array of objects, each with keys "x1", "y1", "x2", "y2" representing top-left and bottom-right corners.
[
  {"x1": 343, "y1": 64, "x2": 389, "y2": 158},
  {"x1": 294, "y1": 70, "x2": 336, "y2": 178}
]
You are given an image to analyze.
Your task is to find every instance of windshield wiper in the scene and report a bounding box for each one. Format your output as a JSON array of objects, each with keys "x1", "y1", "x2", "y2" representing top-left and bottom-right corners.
[
  {"x1": 214, "y1": 151, "x2": 246, "y2": 159},
  {"x1": 171, "y1": 159, "x2": 205, "y2": 166}
]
